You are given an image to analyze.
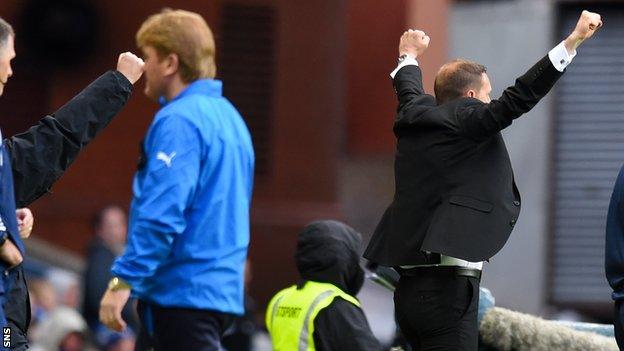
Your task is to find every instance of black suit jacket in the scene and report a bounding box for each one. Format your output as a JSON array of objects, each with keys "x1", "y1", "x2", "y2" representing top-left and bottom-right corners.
[{"x1": 364, "y1": 56, "x2": 564, "y2": 266}]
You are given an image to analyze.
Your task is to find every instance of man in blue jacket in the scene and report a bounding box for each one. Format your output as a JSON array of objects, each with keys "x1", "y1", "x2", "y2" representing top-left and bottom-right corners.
[
  {"x1": 606, "y1": 165, "x2": 624, "y2": 349},
  {"x1": 99, "y1": 9, "x2": 254, "y2": 351}
]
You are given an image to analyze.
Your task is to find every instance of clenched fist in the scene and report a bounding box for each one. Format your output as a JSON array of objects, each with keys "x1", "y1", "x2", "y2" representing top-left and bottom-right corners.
[
  {"x1": 399, "y1": 29, "x2": 430, "y2": 58},
  {"x1": 16, "y1": 208, "x2": 33, "y2": 239},
  {"x1": 565, "y1": 10, "x2": 602, "y2": 53},
  {"x1": 117, "y1": 52, "x2": 145, "y2": 84}
]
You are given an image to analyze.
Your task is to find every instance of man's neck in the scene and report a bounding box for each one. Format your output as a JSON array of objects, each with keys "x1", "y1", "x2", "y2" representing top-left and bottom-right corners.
[{"x1": 164, "y1": 77, "x2": 190, "y2": 101}]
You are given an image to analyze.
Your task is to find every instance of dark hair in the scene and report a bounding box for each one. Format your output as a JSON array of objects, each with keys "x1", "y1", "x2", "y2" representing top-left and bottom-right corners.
[
  {"x1": 434, "y1": 59, "x2": 487, "y2": 105},
  {"x1": 0, "y1": 17, "x2": 14, "y2": 49}
]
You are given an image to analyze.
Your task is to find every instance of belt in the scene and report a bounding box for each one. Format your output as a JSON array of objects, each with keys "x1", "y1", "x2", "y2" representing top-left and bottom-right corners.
[
  {"x1": 400, "y1": 255, "x2": 483, "y2": 270},
  {"x1": 397, "y1": 265, "x2": 482, "y2": 281}
]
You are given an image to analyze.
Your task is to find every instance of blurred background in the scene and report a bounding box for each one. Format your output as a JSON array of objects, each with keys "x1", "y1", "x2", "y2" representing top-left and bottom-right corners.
[{"x1": 0, "y1": 0, "x2": 621, "y2": 349}]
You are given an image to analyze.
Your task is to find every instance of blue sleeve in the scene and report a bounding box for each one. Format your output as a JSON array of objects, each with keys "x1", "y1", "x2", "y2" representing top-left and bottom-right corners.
[{"x1": 111, "y1": 114, "x2": 202, "y2": 287}]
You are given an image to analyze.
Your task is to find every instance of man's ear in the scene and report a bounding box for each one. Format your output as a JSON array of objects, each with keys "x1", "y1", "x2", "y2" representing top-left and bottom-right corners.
[
  {"x1": 163, "y1": 53, "x2": 180, "y2": 76},
  {"x1": 466, "y1": 90, "x2": 476, "y2": 98}
]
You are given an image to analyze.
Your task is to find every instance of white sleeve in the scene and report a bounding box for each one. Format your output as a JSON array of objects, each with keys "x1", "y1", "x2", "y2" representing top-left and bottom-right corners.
[
  {"x1": 390, "y1": 57, "x2": 419, "y2": 79},
  {"x1": 548, "y1": 41, "x2": 576, "y2": 72}
]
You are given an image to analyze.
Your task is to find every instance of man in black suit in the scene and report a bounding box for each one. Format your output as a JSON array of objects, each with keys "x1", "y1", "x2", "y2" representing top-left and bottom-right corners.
[{"x1": 363, "y1": 10, "x2": 602, "y2": 350}]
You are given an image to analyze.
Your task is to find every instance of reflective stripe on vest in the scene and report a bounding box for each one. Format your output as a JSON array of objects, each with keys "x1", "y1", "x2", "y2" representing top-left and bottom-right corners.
[{"x1": 266, "y1": 281, "x2": 361, "y2": 351}]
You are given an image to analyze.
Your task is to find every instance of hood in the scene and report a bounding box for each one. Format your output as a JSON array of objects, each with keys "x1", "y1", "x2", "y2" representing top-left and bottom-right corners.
[{"x1": 295, "y1": 220, "x2": 365, "y2": 296}]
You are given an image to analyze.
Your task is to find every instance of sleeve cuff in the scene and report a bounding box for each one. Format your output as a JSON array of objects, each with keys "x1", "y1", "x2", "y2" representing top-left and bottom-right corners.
[
  {"x1": 548, "y1": 41, "x2": 576, "y2": 72},
  {"x1": 111, "y1": 70, "x2": 134, "y2": 93},
  {"x1": 110, "y1": 259, "x2": 140, "y2": 288},
  {"x1": 390, "y1": 57, "x2": 419, "y2": 79}
]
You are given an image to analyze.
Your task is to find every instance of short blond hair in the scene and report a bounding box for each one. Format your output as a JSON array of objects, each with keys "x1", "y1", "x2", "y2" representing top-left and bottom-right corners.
[
  {"x1": 137, "y1": 9, "x2": 216, "y2": 82},
  {"x1": 0, "y1": 17, "x2": 14, "y2": 50}
]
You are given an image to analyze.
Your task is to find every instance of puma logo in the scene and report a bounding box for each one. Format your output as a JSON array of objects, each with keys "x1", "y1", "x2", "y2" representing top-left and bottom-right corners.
[{"x1": 156, "y1": 151, "x2": 177, "y2": 167}]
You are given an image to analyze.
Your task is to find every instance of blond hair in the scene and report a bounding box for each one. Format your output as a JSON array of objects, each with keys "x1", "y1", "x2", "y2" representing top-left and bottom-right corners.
[
  {"x1": 137, "y1": 9, "x2": 216, "y2": 82},
  {"x1": 0, "y1": 17, "x2": 14, "y2": 50}
]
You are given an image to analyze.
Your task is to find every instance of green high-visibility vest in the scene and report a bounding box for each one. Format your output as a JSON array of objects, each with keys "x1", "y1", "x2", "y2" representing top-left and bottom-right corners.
[{"x1": 265, "y1": 281, "x2": 361, "y2": 351}]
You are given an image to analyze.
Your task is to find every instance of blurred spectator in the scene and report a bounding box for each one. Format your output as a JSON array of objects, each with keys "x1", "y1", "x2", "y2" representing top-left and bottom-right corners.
[
  {"x1": 29, "y1": 307, "x2": 93, "y2": 351},
  {"x1": 48, "y1": 268, "x2": 81, "y2": 309},
  {"x1": 25, "y1": 265, "x2": 134, "y2": 351},
  {"x1": 28, "y1": 278, "x2": 58, "y2": 329},
  {"x1": 82, "y1": 206, "x2": 137, "y2": 349},
  {"x1": 94, "y1": 327, "x2": 135, "y2": 351}
]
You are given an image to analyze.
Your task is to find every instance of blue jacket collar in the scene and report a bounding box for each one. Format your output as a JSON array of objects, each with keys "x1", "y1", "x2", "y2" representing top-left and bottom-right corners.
[{"x1": 158, "y1": 79, "x2": 223, "y2": 107}]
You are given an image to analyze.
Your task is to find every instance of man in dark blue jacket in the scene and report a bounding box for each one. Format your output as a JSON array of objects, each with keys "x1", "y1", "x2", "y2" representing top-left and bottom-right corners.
[
  {"x1": 605, "y1": 164, "x2": 624, "y2": 349},
  {"x1": 0, "y1": 15, "x2": 145, "y2": 350}
]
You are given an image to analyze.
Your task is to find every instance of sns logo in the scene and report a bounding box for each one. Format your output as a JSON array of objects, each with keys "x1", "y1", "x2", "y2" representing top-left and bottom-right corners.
[
  {"x1": 3, "y1": 327, "x2": 10, "y2": 348},
  {"x1": 156, "y1": 151, "x2": 177, "y2": 168}
]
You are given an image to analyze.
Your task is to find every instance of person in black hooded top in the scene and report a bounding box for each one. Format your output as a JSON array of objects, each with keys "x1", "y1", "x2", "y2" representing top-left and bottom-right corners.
[{"x1": 266, "y1": 220, "x2": 381, "y2": 351}]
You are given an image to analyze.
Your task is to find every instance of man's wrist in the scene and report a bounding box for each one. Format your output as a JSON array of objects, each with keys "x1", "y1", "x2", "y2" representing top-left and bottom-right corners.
[
  {"x1": 564, "y1": 34, "x2": 583, "y2": 53},
  {"x1": 108, "y1": 277, "x2": 132, "y2": 291}
]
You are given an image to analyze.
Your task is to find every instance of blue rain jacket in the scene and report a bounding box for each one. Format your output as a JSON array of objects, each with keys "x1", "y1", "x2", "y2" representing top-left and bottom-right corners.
[{"x1": 112, "y1": 79, "x2": 254, "y2": 314}]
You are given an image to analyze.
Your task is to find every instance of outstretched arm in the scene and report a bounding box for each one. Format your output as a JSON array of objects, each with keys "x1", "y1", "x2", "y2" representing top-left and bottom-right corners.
[
  {"x1": 456, "y1": 10, "x2": 602, "y2": 140},
  {"x1": 391, "y1": 29, "x2": 436, "y2": 126},
  {"x1": 391, "y1": 30, "x2": 433, "y2": 102},
  {"x1": 6, "y1": 52, "x2": 144, "y2": 207}
]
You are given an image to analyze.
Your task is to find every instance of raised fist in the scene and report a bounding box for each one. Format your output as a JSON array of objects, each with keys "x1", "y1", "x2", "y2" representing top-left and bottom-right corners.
[
  {"x1": 572, "y1": 10, "x2": 602, "y2": 41},
  {"x1": 16, "y1": 208, "x2": 33, "y2": 239},
  {"x1": 117, "y1": 52, "x2": 145, "y2": 84},
  {"x1": 399, "y1": 29, "x2": 430, "y2": 58}
]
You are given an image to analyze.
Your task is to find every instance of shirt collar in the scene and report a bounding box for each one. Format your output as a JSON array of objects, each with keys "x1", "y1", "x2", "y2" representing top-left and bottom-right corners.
[{"x1": 158, "y1": 79, "x2": 223, "y2": 107}]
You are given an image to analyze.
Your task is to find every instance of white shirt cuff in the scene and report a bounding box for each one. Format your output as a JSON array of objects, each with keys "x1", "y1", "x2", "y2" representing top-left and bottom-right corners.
[
  {"x1": 390, "y1": 57, "x2": 419, "y2": 79},
  {"x1": 548, "y1": 41, "x2": 576, "y2": 72}
]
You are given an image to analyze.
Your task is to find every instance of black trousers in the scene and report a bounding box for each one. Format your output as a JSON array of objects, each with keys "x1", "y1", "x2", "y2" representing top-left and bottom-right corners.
[
  {"x1": 394, "y1": 266, "x2": 480, "y2": 351},
  {"x1": 135, "y1": 300, "x2": 234, "y2": 351},
  {"x1": 3, "y1": 265, "x2": 30, "y2": 351},
  {"x1": 614, "y1": 300, "x2": 624, "y2": 350}
]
